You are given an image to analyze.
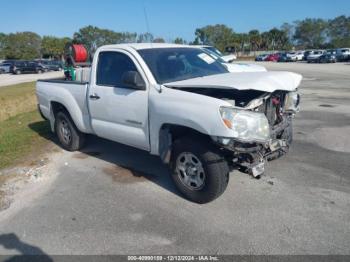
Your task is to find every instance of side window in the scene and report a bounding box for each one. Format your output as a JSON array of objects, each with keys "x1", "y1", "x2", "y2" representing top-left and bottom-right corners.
[{"x1": 96, "y1": 51, "x2": 138, "y2": 87}]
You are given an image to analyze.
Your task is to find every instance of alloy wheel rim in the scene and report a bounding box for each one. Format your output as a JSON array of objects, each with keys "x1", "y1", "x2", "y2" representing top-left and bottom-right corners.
[
  {"x1": 176, "y1": 152, "x2": 205, "y2": 190},
  {"x1": 59, "y1": 120, "x2": 71, "y2": 144}
]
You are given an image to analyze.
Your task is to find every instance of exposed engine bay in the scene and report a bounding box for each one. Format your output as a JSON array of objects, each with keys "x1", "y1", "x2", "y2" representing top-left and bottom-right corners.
[{"x1": 171, "y1": 87, "x2": 300, "y2": 177}]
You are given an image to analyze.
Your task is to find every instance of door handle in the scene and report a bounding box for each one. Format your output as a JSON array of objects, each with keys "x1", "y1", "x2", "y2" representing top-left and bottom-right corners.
[{"x1": 89, "y1": 93, "x2": 100, "y2": 100}]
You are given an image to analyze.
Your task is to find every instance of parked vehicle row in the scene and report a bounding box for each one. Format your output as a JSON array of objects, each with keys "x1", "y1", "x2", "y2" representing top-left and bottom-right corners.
[
  {"x1": 255, "y1": 47, "x2": 350, "y2": 63},
  {"x1": 0, "y1": 60, "x2": 63, "y2": 75}
]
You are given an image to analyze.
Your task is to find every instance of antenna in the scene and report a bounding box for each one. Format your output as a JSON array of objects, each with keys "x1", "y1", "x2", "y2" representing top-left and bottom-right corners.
[{"x1": 143, "y1": 6, "x2": 153, "y2": 43}]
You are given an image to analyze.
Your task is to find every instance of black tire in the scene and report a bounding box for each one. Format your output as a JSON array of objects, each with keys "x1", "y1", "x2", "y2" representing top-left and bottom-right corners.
[
  {"x1": 170, "y1": 136, "x2": 229, "y2": 204},
  {"x1": 55, "y1": 111, "x2": 85, "y2": 151},
  {"x1": 15, "y1": 70, "x2": 21, "y2": 75},
  {"x1": 37, "y1": 69, "x2": 43, "y2": 74}
]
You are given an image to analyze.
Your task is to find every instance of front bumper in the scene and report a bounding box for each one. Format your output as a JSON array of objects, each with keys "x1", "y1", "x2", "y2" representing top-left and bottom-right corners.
[{"x1": 213, "y1": 120, "x2": 291, "y2": 178}]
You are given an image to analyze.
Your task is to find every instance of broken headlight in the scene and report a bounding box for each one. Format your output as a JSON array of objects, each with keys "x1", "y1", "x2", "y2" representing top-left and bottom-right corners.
[
  {"x1": 220, "y1": 107, "x2": 270, "y2": 142},
  {"x1": 284, "y1": 91, "x2": 300, "y2": 113}
]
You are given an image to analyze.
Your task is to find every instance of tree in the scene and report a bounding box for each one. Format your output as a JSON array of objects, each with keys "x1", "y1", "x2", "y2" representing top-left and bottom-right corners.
[
  {"x1": 260, "y1": 28, "x2": 290, "y2": 50},
  {"x1": 153, "y1": 37, "x2": 165, "y2": 43},
  {"x1": 235, "y1": 33, "x2": 250, "y2": 52},
  {"x1": 281, "y1": 22, "x2": 295, "y2": 45},
  {"x1": 248, "y1": 30, "x2": 262, "y2": 52},
  {"x1": 174, "y1": 37, "x2": 185, "y2": 44},
  {"x1": 119, "y1": 32, "x2": 138, "y2": 43},
  {"x1": 3, "y1": 32, "x2": 41, "y2": 59},
  {"x1": 194, "y1": 24, "x2": 234, "y2": 51},
  {"x1": 41, "y1": 36, "x2": 71, "y2": 59},
  {"x1": 0, "y1": 33, "x2": 6, "y2": 59},
  {"x1": 294, "y1": 18, "x2": 328, "y2": 48},
  {"x1": 73, "y1": 26, "x2": 127, "y2": 54},
  {"x1": 328, "y1": 15, "x2": 350, "y2": 47},
  {"x1": 137, "y1": 33, "x2": 154, "y2": 43},
  {"x1": 268, "y1": 28, "x2": 281, "y2": 50}
]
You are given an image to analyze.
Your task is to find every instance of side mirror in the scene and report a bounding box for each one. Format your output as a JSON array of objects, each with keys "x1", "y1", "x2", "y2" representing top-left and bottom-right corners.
[{"x1": 121, "y1": 71, "x2": 146, "y2": 90}]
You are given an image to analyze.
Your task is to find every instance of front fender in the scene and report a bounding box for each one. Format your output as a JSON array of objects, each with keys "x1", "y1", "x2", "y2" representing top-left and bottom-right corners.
[{"x1": 148, "y1": 86, "x2": 233, "y2": 155}]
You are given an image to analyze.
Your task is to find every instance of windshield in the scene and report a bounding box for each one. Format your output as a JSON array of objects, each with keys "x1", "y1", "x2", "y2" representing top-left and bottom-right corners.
[{"x1": 137, "y1": 48, "x2": 228, "y2": 84}]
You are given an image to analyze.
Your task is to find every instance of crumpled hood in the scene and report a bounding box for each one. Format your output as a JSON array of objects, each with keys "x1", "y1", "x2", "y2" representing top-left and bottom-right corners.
[{"x1": 164, "y1": 71, "x2": 302, "y2": 93}]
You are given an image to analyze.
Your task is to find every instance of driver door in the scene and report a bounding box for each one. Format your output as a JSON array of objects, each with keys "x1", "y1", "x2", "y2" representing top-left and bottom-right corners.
[{"x1": 88, "y1": 50, "x2": 150, "y2": 151}]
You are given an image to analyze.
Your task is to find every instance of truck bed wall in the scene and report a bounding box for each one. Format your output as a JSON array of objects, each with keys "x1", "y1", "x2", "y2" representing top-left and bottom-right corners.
[{"x1": 36, "y1": 80, "x2": 93, "y2": 134}]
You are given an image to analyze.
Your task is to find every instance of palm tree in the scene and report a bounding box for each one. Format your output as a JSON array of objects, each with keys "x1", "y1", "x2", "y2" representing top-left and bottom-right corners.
[{"x1": 248, "y1": 30, "x2": 262, "y2": 54}]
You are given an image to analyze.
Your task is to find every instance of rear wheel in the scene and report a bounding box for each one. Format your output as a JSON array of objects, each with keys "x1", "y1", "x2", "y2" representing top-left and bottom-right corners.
[
  {"x1": 55, "y1": 111, "x2": 85, "y2": 151},
  {"x1": 170, "y1": 137, "x2": 229, "y2": 204}
]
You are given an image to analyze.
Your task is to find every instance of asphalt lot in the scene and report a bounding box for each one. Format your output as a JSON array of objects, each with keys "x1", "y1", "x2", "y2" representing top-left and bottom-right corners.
[
  {"x1": 0, "y1": 71, "x2": 64, "y2": 87},
  {"x1": 0, "y1": 62, "x2": 350, "y2": 255}
]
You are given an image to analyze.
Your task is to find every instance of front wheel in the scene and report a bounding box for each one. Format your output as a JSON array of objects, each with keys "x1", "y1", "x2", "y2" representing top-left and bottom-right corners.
[
  {"x1": 55, "y1": 111, "x2": 85, "y2": 151},
  {"x1": 170, "y1": 137, "x2": 229, "y2": 204}
]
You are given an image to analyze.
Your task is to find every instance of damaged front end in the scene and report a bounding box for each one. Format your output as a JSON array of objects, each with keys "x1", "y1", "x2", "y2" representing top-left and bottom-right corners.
[
  {"x1": 164, "y1": 71, "x2": 302, "y2": 178},
  {"x1": 211, "y1": 89, "x2": 300, "y2": 177}
]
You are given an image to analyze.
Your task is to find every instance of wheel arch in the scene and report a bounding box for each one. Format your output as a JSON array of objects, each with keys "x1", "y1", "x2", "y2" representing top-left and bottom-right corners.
[
  {"x1": 158, "y1": 123, "x2": 213, "y2": 163},
  {"x1": 49, "y1": 100, "x2": 87, "y2": 133}
]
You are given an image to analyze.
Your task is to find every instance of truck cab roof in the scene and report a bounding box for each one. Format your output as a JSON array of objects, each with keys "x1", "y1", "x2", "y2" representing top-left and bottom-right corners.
[{"x1": 98, "y1": 43, "x2": 191, "y2": 51}]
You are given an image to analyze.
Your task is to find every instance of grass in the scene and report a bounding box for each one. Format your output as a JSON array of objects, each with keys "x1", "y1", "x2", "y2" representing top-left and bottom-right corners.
[
  {"x1": 0, "y1": 82, "x2": 53, "y2": 170},
  {"x1": 0, "y1": 81, "x2": 54, "y2": 206},
  {"x1": 0, "y1": 82, "x2": 37, "y2": 122},
  {"x1": 0, "y1": 110, "x2": 52, "y2": 169}
]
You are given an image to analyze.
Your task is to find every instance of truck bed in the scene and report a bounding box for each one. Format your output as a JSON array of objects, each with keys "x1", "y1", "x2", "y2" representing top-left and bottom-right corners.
[{"x1": 36, "y1": 79, "x2": 93, "y2": 134}]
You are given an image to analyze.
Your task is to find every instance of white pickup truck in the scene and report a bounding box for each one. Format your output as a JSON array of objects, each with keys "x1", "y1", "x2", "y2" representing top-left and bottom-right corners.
[{"x1": 36, "y1": 43, "x2": 302, "y2": 203}]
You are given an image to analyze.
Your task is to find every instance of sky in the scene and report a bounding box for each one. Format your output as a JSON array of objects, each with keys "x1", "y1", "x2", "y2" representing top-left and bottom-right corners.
[{"x1": 1, "y1": 0, "x2": 349, "y2": 41}]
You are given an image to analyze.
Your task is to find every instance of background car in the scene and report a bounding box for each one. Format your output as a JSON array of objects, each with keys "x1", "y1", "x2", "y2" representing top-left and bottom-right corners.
[
  {"x1": 39, "y1": 60, "x2": 64, "y2": 71},
  {"x1": 286, "y1": 51, "x2": 304, "y2": 61},
  {"x1": 336, "y1": 48, "x2": 350, "y2": 61},
  {"x1": 0, "y1": 62, "x2": 12, "y2": 73},
  {"x1": 37, "y1": 61, "x2": 50, "y2": 72},
  {"x1": 278, "y1": 52, "x2": 289, "y2": 62},
  {"x1": 200, "y1": 45, "x2": 237, "y2": 63},
  {"x1": 10, "y1": 61, "x2": 46, "y2": 74},
  {"x1": 303, "y1": 50, "x2": 314, "y2": 61},
  {"x1": 266, "y1": 53, "x2": 280, "y2": 62},
  {"x1": 307, "y1": 50, "x2": 325, "y2": 63},
  {"x1": 200, "y1": 48, "x2": 267, "y2": 72},
  {"x1": 255, "y1": 53, "x2": 269, "y2": 61},
  {"x1": 318, "y1": 52, "x2": 337, "y2": 63},
  {"x1": 285, "y1": 52, "x2": 297, "y2": 61},
  {"x1": 51, "y1": 60, "x2": 64, "y2": 71}
]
